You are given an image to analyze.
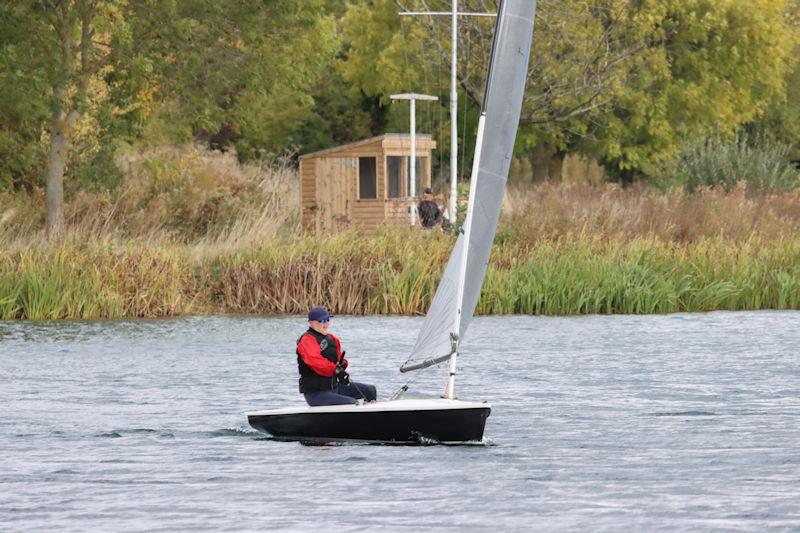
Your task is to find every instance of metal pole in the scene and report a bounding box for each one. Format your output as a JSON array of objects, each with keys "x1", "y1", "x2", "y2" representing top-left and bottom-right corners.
[
  {"x1": 397, "y1": 7, "x2": 494, "y2": 224},
  {"x1": 390, "y1": 93, "x2": 438, "y2": 227},
  {"x1": 450, "y1": 0, "x2": 458, "y2": 223},
  {"x1": 410, "y1": 98, "x2": 417, "y2": 226}
]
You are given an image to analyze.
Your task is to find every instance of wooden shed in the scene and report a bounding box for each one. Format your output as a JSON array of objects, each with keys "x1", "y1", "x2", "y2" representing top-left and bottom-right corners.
[{"x1": 299, "y1": 134, "x2": 437, "y2": 232}]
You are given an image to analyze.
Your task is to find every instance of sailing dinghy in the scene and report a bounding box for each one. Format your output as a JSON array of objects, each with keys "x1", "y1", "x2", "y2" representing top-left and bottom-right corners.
[{"x1": 247, "y1": 0, "x2": 536, "y2": 443}]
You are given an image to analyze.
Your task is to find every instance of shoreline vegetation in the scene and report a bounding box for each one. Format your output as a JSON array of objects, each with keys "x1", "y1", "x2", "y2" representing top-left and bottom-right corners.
[
  {"x1": 3, "y1": 1, "x2": 798, "y2": 321},
  {"x1": 3, "y1": 148, "x2": 800, "y2": 321}
]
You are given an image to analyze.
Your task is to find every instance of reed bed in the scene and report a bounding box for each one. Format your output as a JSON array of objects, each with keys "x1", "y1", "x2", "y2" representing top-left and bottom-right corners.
[
  {"x1": 3, "y1": 149, "x2": 800, "y2": 319},
  {"x1": 2, "y1": 231, "x2": 800, "y2": 320},
  {"x1": 0, "y1": 245, "x2": 191, "y2": 320}
]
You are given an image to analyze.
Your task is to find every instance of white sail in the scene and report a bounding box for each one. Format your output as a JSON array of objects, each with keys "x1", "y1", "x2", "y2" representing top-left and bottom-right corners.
[{"x1": 401, "y1": 0, "x2": 536, "y2": 372}]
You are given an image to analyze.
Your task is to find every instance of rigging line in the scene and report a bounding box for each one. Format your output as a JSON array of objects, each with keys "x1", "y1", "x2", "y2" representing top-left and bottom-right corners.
[
  {"x1": 421, "y1": 13, "x2": 431, "y2": 172},
  {"x1": 390, "y1": 371, "x2": 420, "y2": 399},
  {"x1": 437, "y1": 30, "x2": 444, "y2": 191},
  {"x1": 460, "y1": 75, "x2": 468, "y2": 181}
]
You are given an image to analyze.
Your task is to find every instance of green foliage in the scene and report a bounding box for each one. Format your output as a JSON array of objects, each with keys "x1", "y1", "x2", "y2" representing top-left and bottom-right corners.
[
  {"x1": 2, "y1": 0, "x2": 798, "y2": 201},
  {"x1": 145, "y1": 1, "x2": 340, "y2": 159},
  {"x1": 676, "y1": 134, "x2": 800, "y2": 192},
  {"x1": 747, "y1": 44, "x2": 800, "y2": 161},
  {"x1": 0, "y1": 4, "x2": 51, "y2": 190},
  {"x1": 340, "y1": 0, "x2": 800, "y2": 180},
  {"x1": 0, "y1": 1, "x2": 341, "y2": 197},
  {"x1": 294, "y1": 66, "x2": 385, "y2": 154},
  {"x1": 585, "y1": 0, "x2": 799, "y2": 178}
]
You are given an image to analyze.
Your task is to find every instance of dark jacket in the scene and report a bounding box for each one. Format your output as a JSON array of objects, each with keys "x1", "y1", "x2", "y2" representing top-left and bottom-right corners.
[
  {"x1": 418, "y1": 199, "x2": 441, "y2": 227},
  {"x1": 296, "y1": 328, "x2": 347, "y2": 393}
]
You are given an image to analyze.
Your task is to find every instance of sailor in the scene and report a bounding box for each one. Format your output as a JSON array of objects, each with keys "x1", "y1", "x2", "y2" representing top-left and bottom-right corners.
[{"x1": 296, "y1": 306, "x2": 377, "y2": 406}]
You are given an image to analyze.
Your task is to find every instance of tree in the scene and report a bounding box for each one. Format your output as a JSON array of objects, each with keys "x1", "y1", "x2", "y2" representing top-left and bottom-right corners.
[
  {"x1": 587, "y1": 0, "x2": 799, "y2": 179},
  {"x1": 140, "y1": 1, "x2": 338, "y2": 160},
  {"x1": 339, "y1": 0, "x2": 800, "y2": 181},
  {"x1": 0, "y1": 1, "x2": 338, "y2": 237}
]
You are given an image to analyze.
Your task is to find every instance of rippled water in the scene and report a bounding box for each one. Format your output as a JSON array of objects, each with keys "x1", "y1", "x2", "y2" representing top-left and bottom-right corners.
[{"x1": 2, "y1": 312, "x2": 800, "y2": 531}]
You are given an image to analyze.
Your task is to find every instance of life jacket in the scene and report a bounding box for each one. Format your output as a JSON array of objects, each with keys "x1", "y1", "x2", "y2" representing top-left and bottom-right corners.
[{"x1": 296, "y1": 328, "x2": 340, "y2": 393}]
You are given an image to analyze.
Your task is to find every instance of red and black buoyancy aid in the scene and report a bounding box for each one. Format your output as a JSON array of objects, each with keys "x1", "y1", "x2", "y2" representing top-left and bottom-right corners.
[{"x1": 296, "y1": 328, "x2": 341, "y2": 393}]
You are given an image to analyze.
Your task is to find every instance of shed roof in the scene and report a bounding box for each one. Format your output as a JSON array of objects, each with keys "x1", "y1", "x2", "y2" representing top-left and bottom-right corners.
[{"x1": 299, "y1": 133, "x2": 434, "y2": 160}]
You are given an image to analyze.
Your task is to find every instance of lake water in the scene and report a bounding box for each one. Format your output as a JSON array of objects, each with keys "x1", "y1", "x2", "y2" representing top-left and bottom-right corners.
[{"x1": 1, "y1": 312, "x2": 799, "y2": 531}]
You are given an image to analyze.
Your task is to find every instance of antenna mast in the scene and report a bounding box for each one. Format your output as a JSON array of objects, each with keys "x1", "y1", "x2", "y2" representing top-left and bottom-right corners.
[{"x1": 399, "y1": 2, "x2": 496, "y2": 225}]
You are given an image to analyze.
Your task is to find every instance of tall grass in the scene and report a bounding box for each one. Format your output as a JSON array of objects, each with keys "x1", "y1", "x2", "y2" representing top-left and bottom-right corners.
[
  {"x1": 501, "y1": 182, "x2": 800, "y2": 242},
  {"x1": 4, "y1": 147, "x2": 800, "y2": 319},
  {"x1": 0, "y1": 246, "x2": 189, "y2": 319},
  {"x1": 2, "y1": 230, "x2": 800, "y2": 319},
  {"x1": 475, "y1": 236, "x2": 800, "y2": 315}
]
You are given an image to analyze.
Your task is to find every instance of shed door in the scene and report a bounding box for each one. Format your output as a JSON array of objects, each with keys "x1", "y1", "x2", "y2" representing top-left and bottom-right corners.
[{"x1": 316, "y1": 157, "x2": 356, "y2": 231}]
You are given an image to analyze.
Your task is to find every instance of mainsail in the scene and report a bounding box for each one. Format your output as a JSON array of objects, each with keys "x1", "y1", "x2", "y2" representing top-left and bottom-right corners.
[{"x1": 401, "y1": 0, "x2": 537, "y2": 372}]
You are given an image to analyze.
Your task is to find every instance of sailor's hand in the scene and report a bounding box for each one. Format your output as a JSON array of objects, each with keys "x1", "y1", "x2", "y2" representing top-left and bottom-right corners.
[
  {"x1": 337, "y1": 357, "x2": 348, "y2": 370},
  {"x1": 334, "y1": 365, "x2": 350, "y2": 385}
]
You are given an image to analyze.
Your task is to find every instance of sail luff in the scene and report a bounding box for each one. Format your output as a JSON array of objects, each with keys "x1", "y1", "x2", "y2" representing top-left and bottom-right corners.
[
  {"x1": 453, "y1": 112, "x2": 487, "y2": 337},
  {"x1": 445, "y1": 111, "x2": 487, "y2": 397},
  {"x1": 401, "y1": 0, "x2": 536, "y2": 373}
]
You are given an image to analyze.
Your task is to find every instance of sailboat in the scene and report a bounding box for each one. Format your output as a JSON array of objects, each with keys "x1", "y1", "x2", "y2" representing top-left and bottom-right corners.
[{"x1": 247, "y1": 0, "x2": 536, "y2": 443}]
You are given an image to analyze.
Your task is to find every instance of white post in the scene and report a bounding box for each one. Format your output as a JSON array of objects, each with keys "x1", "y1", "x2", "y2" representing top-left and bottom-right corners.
[
  {"x1": 450, "y1": 0, "x2": 458, "y2": 223},
  {"x1": 397, "y1": 8, "x2": 495, "y2": 225},
  {"x1": 410, "y1": 98, "x2": 417, "y2": 226},
  {"x1": 390, "y1": 93, "x2": 438, "y2": 227}
]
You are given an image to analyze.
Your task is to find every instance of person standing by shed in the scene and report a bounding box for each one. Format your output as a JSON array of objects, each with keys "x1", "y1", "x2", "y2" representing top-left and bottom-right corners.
[{"x1": 417, "y1": 188, "x2": 442, "y2": 229}]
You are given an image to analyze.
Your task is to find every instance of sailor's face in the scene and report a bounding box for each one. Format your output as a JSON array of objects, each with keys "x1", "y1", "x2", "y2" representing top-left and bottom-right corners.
[{"x1": 310, "y1": 319, "x2": 330, "y2": 334}]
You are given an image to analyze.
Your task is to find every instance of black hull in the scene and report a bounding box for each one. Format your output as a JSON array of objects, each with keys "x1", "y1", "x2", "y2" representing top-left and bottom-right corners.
[{"x1": 248, "y1": 406, "x2": 491, "y2": 443}]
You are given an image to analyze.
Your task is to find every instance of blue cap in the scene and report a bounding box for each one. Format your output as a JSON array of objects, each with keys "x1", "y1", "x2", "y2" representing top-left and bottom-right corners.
[{"x1": 308, "y1": 306, "x2": 332, "y2": 322}]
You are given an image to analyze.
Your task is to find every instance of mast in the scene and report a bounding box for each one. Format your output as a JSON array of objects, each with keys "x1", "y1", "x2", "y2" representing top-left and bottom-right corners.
[
  {"x1": 445, "y1": 1, "x2": 505, "y2": 400},
  {"x1": 400, "y1": 0, "x2": 536, "y2": 381}
]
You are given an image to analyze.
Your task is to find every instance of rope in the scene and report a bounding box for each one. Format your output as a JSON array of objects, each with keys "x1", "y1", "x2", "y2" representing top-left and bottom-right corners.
[
  {"x1": 350, "y1": 380, "x2": 368, "y2": 400},
  {"x1": 460, "y1": 79, "x2": 468, "y2": 181},
  {"x1": 390, "y1": 372, "x2": 421, "y2": 400}
]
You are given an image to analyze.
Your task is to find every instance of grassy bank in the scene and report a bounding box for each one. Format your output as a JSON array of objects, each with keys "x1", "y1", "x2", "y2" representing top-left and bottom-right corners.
[{"x1": 3, "y1": 147, "x2": 800, "y2": 319}]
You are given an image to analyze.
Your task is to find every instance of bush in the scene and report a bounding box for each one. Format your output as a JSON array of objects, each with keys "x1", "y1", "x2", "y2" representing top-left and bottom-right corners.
[{"x1": 677, "y1": 134, "x2": 800, "y2": 193}]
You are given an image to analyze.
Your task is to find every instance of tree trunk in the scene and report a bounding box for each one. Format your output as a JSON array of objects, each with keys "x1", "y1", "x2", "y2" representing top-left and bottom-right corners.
[
  {"x1": 45, "y1": 2, "x2": 92, "y2": 239},
  {"x1": 46, "y1": 108, "x2": 69, "y2": 238}
]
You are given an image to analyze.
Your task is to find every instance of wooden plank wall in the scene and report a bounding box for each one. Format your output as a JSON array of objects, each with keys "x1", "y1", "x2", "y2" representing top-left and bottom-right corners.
[
  {"x1": 385, "y1": 198, "x2": 412, "y2": 225},
  {"x1": 315, "y1": 157, "x2": 355, "y2": 231},
  {"x1": 300, "y1": 159, "x2": 316, "y2": 230},
  {"x1": 331, "y1": 140, "x2": 385, "y2": 231}
]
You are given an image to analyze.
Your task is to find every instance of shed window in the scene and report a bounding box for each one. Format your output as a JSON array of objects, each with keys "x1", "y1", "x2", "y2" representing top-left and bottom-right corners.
[
  {"x1": 358, "y1": 157, "x2": 377, "y2": 199},
  {"x1": 387, "y1": 156, "x2": 403, "y2": 198},
  {"x1": 386, "y1": 156, "x2": 427, "y2": 198},
  {"x1": 410, "y1": 156, "x2": 426, "y2": 197}
]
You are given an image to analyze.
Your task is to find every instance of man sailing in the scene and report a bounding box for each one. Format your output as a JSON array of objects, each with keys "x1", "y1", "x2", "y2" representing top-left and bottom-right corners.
[{"x1": 296, "y1": 306, "x2": 377, "y2": 406}]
